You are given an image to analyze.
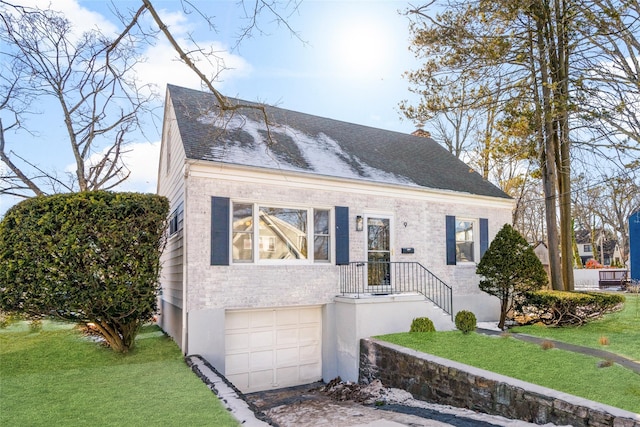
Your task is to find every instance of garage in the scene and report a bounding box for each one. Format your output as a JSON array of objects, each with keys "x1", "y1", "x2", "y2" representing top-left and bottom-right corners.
[{"x1": 224, "y1": 306, "x2": 322, "y2": 393}]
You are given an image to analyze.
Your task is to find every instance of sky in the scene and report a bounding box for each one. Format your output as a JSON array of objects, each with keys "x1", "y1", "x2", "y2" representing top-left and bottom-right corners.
[{"x1": 0, "y1": 0, "x2": 424, "y2": 216}]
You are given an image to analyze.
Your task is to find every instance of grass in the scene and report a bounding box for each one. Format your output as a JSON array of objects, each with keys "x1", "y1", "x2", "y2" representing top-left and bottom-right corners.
[
  {"x1": 377, "y1": 294, "x2": 640, "y2": 414},
  {"x1": 0, "y1": 321, "x2": 239, "y2": 427},
  {"x1": 510, "y1": 293, "x2": 640, "y2": 360}
]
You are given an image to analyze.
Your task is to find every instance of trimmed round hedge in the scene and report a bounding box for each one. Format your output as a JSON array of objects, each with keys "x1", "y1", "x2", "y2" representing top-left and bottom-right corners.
[
  {"x1": 0, "y1": 191, "x2": 169, "y2": 352},
  {"x1": 410, "y1": 317, "x2": 436, "y2": 332},
  {"x1": 455, "y1": 310, "x2": 477, "y2": 334}
]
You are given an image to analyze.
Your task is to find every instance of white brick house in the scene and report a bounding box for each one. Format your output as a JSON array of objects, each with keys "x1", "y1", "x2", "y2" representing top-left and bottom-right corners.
[{"x1": 157, "y1": 85, "x2": 513, "y2": 393}]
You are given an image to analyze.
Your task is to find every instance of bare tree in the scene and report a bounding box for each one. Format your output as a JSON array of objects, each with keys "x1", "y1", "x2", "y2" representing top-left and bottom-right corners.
[
  {"x1": 512, "y1": 178, "x2": 547, "y2": 243},
  {"x1": 0, "y1": 0, "x2": 301, "y2": 201},
  {"x1": 401, "y1": 75, "x2": 481, "y2": 159},
  {"x1": 574, "y1": 170, "x2": 640, "y2": 265},
  {"x1": 574, "y1": 0, "x2": 640, "y2": 151},
  {"x1": 0, "y1": 3, "x2": 153, "y2": 197}
]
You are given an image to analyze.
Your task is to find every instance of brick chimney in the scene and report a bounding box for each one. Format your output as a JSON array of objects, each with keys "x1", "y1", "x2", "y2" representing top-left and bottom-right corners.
[{"x1": 412, "y1": 128, "x2": 431, "y2": 138}]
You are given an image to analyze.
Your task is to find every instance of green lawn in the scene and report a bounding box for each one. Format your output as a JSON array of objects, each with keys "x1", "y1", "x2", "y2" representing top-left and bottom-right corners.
[
  {"x1": 377, "y1": 294, "x2": 640, "y2": 413},
  {"x1": 0, "y1": 322, "x2": 239, "y2": 426}
]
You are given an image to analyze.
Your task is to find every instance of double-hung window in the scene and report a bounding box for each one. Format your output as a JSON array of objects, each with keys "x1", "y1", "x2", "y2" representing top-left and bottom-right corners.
[
  {"x1": 232, "y1": 203, "x2": 254, "y2": 262},
  {"x1": 446, "y1": 215, "x2": 488, "y2": 265},
  {"x1": 455, "y1": 219, "x2": 475, "y2": 262},
  {"x1": 168, "y1": 205, "x2": 183, "y2": 237},
  {"x1": 231, "y1": 202, "x2": 331, "y2": 263},
  {"x1": 313, "y1": 209, "x2": 330, "y2": 262}
]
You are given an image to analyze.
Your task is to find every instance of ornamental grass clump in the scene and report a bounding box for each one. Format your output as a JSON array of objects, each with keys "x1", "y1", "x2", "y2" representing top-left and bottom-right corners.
[
  {"x1": 540, "y1": 340, "x2": 555, "y2": 350},
  {"x1": 454, "y1": 310, "x2": 477, "y2": 334},
  {"x1": 410, "y1": 317, "x2": 436, "y2": 333}
]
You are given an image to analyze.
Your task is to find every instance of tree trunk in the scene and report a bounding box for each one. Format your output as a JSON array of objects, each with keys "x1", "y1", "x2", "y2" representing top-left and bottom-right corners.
[
  {"x1": 533, "y1": 9, "x2": 564, "y2": 291},
  {"x1": 532, "y1": 0, "x2": 575, "y2": 291},
  {"x1": 93, "y1": 320, "x2": 132, "y2": 353},
  {"x1": 541, "y1": 151, "x2": 564, "y2": 290},
  {"x1": 555, "y1": 0, "x2": 574, "y2": 290},
  {"x1": 498, "y1": 295, "x2": 510, "y2": 330}
]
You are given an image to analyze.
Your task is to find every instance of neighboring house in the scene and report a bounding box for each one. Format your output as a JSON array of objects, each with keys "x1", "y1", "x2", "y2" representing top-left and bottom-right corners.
[
  {"x1": 532, "y1": 241, "x2": 551, "y2": 287},
  {"x1": 157, "y1": 84, "x2": 513, "y2": 393},
  {"x1": 575, "y1": 229, "x2": 595, "y2": 265},
  {"x1": 611, "y1": 242, "x2": 624, "y2": 267},
  {"x1": 575, "y1": 229, "x2": 619, "y2": 266}
]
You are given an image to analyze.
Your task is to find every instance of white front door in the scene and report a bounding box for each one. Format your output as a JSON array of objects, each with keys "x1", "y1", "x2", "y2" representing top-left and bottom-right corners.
[{"x1": 366, "y1": 215, "x2": 392, "y2": 288}]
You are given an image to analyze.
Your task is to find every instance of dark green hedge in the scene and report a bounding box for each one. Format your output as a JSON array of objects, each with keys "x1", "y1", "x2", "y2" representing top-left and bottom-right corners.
[
  {"x1": 0, "y1": 191, "x2": 169, "y2": 352},
  {"x1": 515, "y1": 290, "x2": 625, "y2": 326}
]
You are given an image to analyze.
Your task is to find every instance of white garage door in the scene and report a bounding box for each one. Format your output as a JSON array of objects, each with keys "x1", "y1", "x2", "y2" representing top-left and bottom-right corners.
[{"x1": 225, "y1": 306, "x2": 322, "y2": 393}]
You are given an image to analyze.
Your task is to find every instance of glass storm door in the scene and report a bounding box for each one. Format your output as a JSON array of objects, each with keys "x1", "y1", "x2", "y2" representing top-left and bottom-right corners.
[{"x1": 367, "y1": 216, "x2": 391, "y2": 287}]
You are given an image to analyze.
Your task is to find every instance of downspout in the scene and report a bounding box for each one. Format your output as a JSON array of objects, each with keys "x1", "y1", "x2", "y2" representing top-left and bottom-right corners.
[{"x1": 181, "y1": 161, "x2": 190, "y2": 355}]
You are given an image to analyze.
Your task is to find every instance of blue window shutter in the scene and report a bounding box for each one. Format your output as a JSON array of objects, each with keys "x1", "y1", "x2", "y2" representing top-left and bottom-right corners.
[
  {"x1": 211, "y1": 197, "x2": 230, "y2": 266},
  {"x1": 335, "y1": 206, "x2": 349, "y2": 265},
  {"x1": 480, "y1": 218, "x2": 489, "y2": 259},
  {"x1": 446, "y1": 215, "x2": 456, "y2": 265}
]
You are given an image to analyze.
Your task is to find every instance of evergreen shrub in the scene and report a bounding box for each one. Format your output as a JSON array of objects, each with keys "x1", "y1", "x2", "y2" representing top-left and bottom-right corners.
[
  {"x1": 410, "y1": 317, "x2": 436, "y2": 332},
  {"x1": 455, "y1": 310, "x2": 477, "y2": 334},
  {"x1": 0, "y1": 191, "x2": 169, "y2": 352},
  {"x1": 476, "y1": 224, "x2": 547, "y2": 329}
]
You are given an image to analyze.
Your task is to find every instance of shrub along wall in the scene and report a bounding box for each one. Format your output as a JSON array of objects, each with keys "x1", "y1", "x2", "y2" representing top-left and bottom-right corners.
[{"x1": 359, "y1": 338, "x2": 640, "y2": 427}]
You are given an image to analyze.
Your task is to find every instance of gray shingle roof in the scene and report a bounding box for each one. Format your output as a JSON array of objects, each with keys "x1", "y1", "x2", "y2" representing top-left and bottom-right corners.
[{"x1": 168, "y1": 84, "x2": 511, "y2": 199}]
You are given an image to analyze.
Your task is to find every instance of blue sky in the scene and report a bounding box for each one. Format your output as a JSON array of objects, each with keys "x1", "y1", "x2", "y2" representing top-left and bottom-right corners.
[{"x1": 0, "y1": 0, "x2": 422, "y2": 216}]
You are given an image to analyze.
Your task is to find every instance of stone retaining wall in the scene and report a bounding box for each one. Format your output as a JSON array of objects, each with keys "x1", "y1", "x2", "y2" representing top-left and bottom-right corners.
[{"x1": 359, "y1": 338, "x2": 640, "y2": 427}]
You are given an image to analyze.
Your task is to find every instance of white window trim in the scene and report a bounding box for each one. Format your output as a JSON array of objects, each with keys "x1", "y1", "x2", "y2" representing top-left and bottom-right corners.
[
  {"x1": 455, "y1": 217, "x2": 479, "y2": 264},
  {"x1": 231, "y1": 201, "x2": 333, "y2": 265}
]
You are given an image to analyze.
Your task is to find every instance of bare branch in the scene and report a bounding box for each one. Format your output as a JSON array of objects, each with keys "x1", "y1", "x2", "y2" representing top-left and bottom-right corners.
[
  {"x1": 139, "y1": 0, "x2": 276, "y2": 141},
  {"x1": 1, "y1": 0, "x2": 302, "y2": 202},
  {"x1": 0, "y1": 119, "x2": 44, "y2": 196},
  {"x1": 0, "y1": 5, "x2": 154, "y2": 197}
]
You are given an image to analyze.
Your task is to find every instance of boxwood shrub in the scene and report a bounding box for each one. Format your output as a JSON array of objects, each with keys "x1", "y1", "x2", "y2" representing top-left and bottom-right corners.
[
  {"x1": 410, "y1": 317, "x2": 436, "y2": 332},
  {"x1": 455, "y1": 310, "x2": 477, "y2": 334}
]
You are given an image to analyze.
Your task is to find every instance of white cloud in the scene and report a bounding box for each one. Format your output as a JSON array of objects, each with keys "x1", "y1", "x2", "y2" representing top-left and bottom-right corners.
[
  {"x1": 132, "y1": 5, "x2": 252, "y2": 93},
  {"x1": 134, "y1": 38, "x2": 251, "y2": 94},
  {"x1": 11, "y1": 0, "x2": 252, "y2": 93},
  {"x1": 115, "y1": 141, "x2": 160, "y2": 194},
  {"x1": 63, "y1": 141, "x2": 160, "y2": 194},
  {"x1": 151, "y1": 7, "x2": 192, "y2": 36}
]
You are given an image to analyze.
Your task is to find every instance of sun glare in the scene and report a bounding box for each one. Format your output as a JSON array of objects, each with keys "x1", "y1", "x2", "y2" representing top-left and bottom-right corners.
[{"x1": 333, "y1": 20, "x2": 393, "y2": 78}]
